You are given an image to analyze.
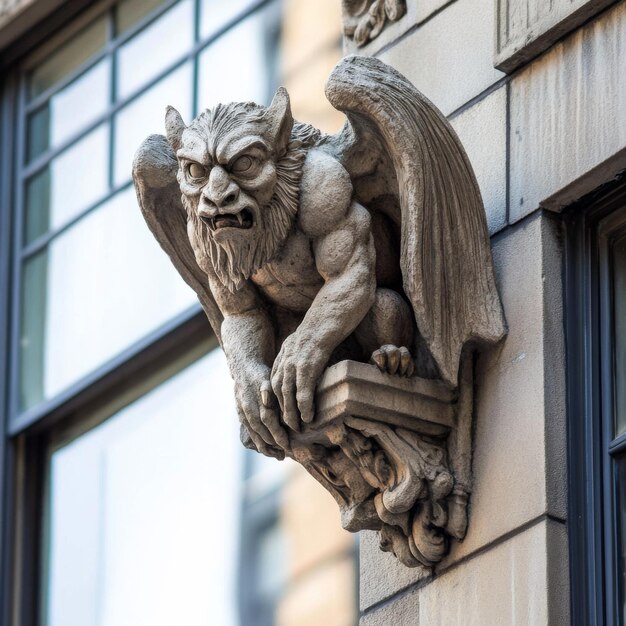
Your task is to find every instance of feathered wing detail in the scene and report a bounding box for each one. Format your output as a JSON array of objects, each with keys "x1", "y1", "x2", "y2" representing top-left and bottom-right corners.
[
  {"x1": 325, "y1": 56, "x2": 506, "y2": 387},
  {"x1": 132, "y1": 134, "x2": 224, "y2": 342}
]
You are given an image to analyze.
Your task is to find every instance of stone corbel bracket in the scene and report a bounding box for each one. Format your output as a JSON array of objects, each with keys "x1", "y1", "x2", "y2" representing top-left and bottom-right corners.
[
  {"x1": 342, "y1": 0, "x2": 406, "y2": 47},
  {"x1": 292, "y1": 358, "x2": 473, "y2": 569}
]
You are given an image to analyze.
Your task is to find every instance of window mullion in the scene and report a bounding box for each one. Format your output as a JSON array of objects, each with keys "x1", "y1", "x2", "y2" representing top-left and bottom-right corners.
[{"x1": 108, "y1": 6, "x2": 117, "y2": 191}]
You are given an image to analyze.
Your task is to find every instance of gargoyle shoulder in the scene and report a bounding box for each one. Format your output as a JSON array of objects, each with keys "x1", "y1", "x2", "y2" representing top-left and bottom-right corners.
[{"x1": 298, "y1": 148, "x2": 353, "y2": 239}]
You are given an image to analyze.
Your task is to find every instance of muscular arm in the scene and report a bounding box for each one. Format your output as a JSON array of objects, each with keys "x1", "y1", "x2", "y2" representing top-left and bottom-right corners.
[
  {"x1": 210, "y1": 275, "x2": 289, "y2": 455},
  {"x1": 271, "y1": 149, "x2": 376, "y2": 427},
  {"x1": 217, "y1": 280, "x2": 275, "y2": 381},
  {"x1": 304, "y1": 203, "x2": 376, "y2": 350}
]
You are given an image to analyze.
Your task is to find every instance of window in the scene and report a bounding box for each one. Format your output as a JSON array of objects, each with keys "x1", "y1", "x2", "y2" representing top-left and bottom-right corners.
[
  {"x1": 567, "y1": 178, "x2": 626, "y2": 626},
  {"x1": 11, "y1": 0, "x2": 280, "y2": 420},
  {"x1": 0, "y1": 1, "x2": 355, "y2": 625},
  {"x1": 43, "y1": 349, "x2": 243, "y2": 626}
]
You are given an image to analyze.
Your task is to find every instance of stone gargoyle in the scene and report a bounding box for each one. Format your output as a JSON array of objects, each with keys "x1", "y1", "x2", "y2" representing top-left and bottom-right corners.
[{"x1": 133, "y1": 55, "x2": 506, "y2": 568}]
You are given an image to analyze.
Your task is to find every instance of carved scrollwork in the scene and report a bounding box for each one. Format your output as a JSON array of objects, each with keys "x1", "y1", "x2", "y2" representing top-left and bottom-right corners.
[
  {"x1": 342, "y1": 0, "x2": 407, "y2": 46},
  {"x1": 290, "y1": 358, "x2": 473, "y2": 568}
]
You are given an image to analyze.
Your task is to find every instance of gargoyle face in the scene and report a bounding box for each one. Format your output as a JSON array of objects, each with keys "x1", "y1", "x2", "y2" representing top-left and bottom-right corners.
[
  {"x1": 174, "y1": 120, "x2": 280, "y2": 245},
  {"x1": 165, "y1": 89, "x2": 303, "y2": 292}
]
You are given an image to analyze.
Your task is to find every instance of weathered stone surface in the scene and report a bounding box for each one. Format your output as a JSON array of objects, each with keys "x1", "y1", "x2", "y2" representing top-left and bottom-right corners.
[
  {"x1": 0, "y1": 0, "x2": 30, "y2": 21},
  {"x1": 450, "y1": 86, "x2": 507, "y2": 235},
  {"x1": 0, "y1": 0, "x2": 64, "y2": 49},
  {"x1": 343, "y1": 0, "x2": 450, "y2": 56},
  {"x1": 509, "y1": 2, "x2": 626, "y2": 222},
  {"x1": 419, "y1": 520, "x2": 569, "y2": 624},
  {"x1": 290, "y1": 359, "x2": 476, "y2": 570},
  {"x1": 342, "y1": 0, "x2": 407, "y2": 49},
  {"x1": 361, "y1": 522, "x2": 568, "y2": 623},
  {"x1": 379, "y1": 0, "x2": 504, "y2": 115},
  {"x1": 360, "y1": 585, "x2": 421, "y2": 625},
  {"x1": 316, "y1": 360, "x2": 456, "y2": 434},
  {"x1": 360, "y1": 530, "x2": 429, "y2": 611},
  {"x1": 440, "y1": 213, "x2": 566, "y2": 566},
  {"x1": 358, "y1": 213, "x2": 567, "y2": 600},
  {"x1": 495, "y1": 0, "x2": 617, "y2": 72},
  {"x1": 134, "y1": 55, "x2": 505, "y2": 568}
]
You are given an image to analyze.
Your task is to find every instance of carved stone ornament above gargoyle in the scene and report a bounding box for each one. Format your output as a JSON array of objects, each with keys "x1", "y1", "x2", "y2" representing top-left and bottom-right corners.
[
  {"x1": 133, "y1": 56, "x2": 507, "y2": 569},
  {"x1": 342, "y1": 0, "x2": 406, "y2": 47}
]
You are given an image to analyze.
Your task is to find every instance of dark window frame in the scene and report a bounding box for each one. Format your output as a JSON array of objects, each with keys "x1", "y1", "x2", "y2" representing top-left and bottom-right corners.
[{"x1": 566, "y1": 175, "x2": 626, "y2": 626}]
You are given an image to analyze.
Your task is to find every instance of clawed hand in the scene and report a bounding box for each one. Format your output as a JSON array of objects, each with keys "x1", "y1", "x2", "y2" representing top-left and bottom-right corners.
[
  {"x1": 271, "y1": 332, "x2": 327, "y2": 432},
  {"x1": 235, "y1": 334, "x2": 328, "y2": 456},
  {"x1": 234, "y1": 365, "x2": 290, "y2": 459}
]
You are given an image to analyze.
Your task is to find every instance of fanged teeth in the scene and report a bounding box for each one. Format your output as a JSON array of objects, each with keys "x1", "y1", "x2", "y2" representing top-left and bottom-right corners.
[{"x1": 206, "y1": 210, "x2": 252, "y2": 230}]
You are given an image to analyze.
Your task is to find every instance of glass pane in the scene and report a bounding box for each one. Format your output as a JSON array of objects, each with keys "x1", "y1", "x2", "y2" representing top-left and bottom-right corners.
[
  {"x1": 614, "y1": 235, "x2": 626, "y2": 436},
  {"x1": 197, "y1": 3, "x2": 279, "y2": 110},
  {"x1": 19, "y1": 186, "x2": 196, "y2": 409},
  {"x1": 116, "y1": 0, "x2": 193, "y2": 100},
  {"x1": 199, "y1": 0, "x2": 256, "y2": 38},
  {"x1": 44, "y1": 350, "x2": 242, "y2": 626},
  {"x1": 24, "y1": 124, "x2": 109, "y2": 245},
  {"x1": 28, "y1": 15, "x2": 107, "y2": 99},
  {"x1": 27, "y1": 59, "x2": 110, "y2": 162},
  {"x1": 113, "y1": 63, "x2": 192, "y2": 186},
  {"x1": 617, "y1": 456, "x2": 626, "y2": 623},
  {"x1": 116, "y1": 0, "x2": 165, "y2": 35}
]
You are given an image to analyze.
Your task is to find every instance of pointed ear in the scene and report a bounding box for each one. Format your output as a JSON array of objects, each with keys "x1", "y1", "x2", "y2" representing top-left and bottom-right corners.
[
  {"x1": 265, "y1": 87, "x2": 293, "y2": 155},
  {"x1": 165, "y1": 106, "x2": 186, "y2": 152}
]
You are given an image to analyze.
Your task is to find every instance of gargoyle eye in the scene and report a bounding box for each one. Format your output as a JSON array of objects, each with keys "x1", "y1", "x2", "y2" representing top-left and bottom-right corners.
[
  {"x1": 231, "y1": 155, "x2": 253, "y2": 174},
  {"x1": 187, "y1": 162, "x2": 206, "y2": 179}
]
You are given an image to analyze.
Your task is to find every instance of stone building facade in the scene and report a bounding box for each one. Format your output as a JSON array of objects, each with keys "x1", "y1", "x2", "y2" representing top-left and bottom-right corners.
[
  {"x1": 351, "y1": 1, "x2": 625, "y2": 624},
  {"x1": 0, "y1": 0, "x2": 624, "y2": 625}
]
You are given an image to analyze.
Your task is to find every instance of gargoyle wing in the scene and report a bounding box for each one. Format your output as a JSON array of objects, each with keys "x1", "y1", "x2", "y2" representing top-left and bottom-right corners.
[
  {"x1": 133, "y1": 134, "x2": 224, "y2": 341},
  {"x1": 324, "y1": 56, "x2": 506, "y2": 387}
]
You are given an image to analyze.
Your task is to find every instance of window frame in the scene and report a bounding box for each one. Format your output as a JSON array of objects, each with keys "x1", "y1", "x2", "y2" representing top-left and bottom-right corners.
[{"x1": 566, "y1": 175, "x2": 626, "y2": 626}]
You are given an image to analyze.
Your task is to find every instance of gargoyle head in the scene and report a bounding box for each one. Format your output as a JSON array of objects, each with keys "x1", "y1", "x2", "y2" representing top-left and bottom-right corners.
[{"x1": 166, "y1": 88, "x2": 316, "y2": 292}]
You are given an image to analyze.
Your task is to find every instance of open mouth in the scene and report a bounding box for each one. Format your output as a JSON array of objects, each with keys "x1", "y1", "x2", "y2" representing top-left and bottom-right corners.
[{"x1": 203, "y1": 208, "x2": 254, "y2": 231}]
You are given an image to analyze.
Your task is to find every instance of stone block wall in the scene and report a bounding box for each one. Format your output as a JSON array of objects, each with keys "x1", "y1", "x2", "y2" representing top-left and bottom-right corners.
[{"x1": 352, "y1": 1, "x2": 626, "y2": 623}]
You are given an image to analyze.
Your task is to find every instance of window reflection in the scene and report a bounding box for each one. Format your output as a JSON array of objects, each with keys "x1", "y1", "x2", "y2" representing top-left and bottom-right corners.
[
  {"x1": 20, "y1": 187, "x2": 196, "y2": 409},
  {"x1": 27, "y1": 59, "x2": 111, "y2": 162},
  {"x1": 116, "y1": 0, "x2": 194, "y2": 100},
  {"x1": 44, "y1": 350, "x2": 242, "y2": 626},
  {"x1": 24, "y1": 124, "x2": 109, "y2": 244},
  {"x1": 17, "y1": 0, "x2": 280, "y2": 411},
  {"x1": 197, "y1": 5, "x2": 279, "y2": 109},
  {"x1": 199, "y1": 0, "x2": 256, "y2": 38},
  {"x1": 114, "y1": 63, "x2": 193, "y2": 185},
  {"x1": 28, "y1": 16, "x2": 107, "y2": 99}
]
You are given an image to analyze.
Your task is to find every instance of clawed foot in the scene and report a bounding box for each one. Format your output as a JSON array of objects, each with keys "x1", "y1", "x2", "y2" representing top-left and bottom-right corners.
[{"x1": 370, "y1": 344, "x2": 415, "y2": 377}]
